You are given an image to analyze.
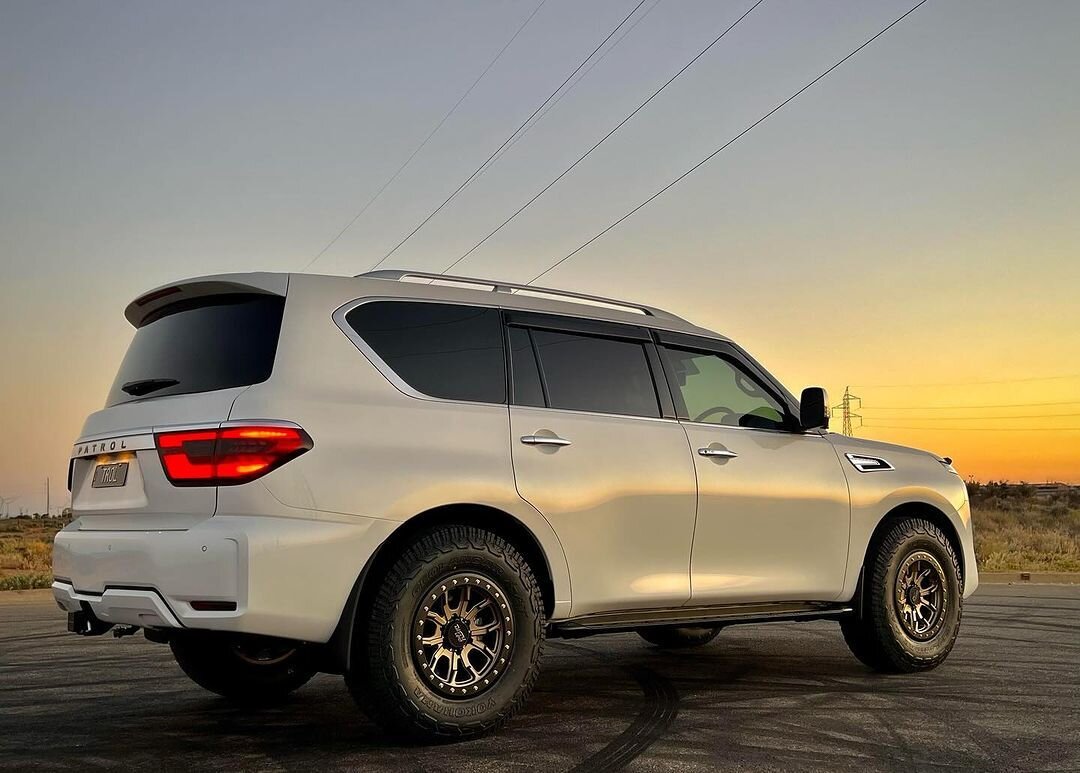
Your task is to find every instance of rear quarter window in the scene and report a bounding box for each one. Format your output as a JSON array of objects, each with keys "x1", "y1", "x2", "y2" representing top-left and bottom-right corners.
[
  {"x1": 106, "y1": 294, "x2": 285, "y2": 406},
  {"x1": 345, "y1": 301, "x2": 506, "y2": 404}
]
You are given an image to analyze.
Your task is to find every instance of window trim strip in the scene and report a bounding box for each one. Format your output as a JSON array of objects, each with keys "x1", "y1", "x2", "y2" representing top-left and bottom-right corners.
[{"x1": 503, "y1": 310, "x2": 652, "y2": 342}]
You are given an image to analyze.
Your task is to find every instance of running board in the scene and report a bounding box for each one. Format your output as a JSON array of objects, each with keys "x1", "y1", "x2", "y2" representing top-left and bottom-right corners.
[{"x1": 549, "y1": 601, "x2": 853, "y2": 637}]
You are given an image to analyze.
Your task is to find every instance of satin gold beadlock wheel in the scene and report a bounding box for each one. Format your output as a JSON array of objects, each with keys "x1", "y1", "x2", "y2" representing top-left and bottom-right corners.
[
  {"x1": 412, "y1": 573, "x2": 513, "y2": 698},
  {"x1": 170, "y1": 632, "x2": 316, "y2": 704},
  {"x1": 894, "y1": 550, "x2": 948, "y2": 642},
  {"x1": 839, "y1": 516, "x2": 963, "y2": 673},
  {"x1": 231, "y1": 639, "x2": 298, "y2": 667},
  {"x1": 347, "y1": 524, "x2": 545, "y2": 740}
]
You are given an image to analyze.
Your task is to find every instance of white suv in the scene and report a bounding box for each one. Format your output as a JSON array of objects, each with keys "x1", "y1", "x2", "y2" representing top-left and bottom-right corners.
[{"x1": 54, "y1": 270, "x2": 977, "y2": 739}]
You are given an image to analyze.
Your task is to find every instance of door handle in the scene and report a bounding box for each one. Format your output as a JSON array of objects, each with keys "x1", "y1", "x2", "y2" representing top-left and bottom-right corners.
[
  {"x1": 698, "y1": 447, "x2": 738, "y2": 458},
  {"x1": 521, "y1": 434, "x2": 572, "y2": 447}
]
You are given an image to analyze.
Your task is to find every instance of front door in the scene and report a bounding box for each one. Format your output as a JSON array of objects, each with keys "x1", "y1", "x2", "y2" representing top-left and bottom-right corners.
[
  {"x1": 507, "y1": 320, "x2": 697, "y2": 617},
  {"x1": 656, "y1": 338, "x2": 851, "y2": 604}
]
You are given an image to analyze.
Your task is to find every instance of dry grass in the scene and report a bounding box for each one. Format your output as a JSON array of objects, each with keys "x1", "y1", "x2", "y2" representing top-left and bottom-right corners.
[
  {"x1": 0, "y1": 516, "x2": 67, "y2": 590},
  {"x1": 968, "y1": 481, "x2": 1080, "y2": 572},
  {"x1": 972, "y1": 505, "x2": 1080, "y2": 572}
]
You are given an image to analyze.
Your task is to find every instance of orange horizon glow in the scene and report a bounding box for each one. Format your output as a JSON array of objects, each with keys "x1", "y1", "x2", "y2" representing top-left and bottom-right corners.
[{"x1": 824, "y1": 377, "x2": 1080, "y2": 484}]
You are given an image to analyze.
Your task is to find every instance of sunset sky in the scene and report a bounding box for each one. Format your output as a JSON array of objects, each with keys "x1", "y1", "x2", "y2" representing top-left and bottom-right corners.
[{"x1": 2, "y1": 0, "x2": 1078, "y2": 513}]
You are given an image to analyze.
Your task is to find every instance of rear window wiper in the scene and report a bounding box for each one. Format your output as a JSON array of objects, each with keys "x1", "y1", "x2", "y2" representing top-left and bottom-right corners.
[{"x1": 121, "y1": 378, "x2": 180, "y2": 396}]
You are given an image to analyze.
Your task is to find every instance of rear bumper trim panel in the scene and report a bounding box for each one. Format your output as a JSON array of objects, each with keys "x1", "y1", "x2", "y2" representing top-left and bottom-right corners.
[{"x1": 53, "y1": 581, "x2": 183, "y2": 630}]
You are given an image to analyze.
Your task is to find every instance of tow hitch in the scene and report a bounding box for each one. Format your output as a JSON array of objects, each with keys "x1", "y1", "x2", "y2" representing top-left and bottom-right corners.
[{"x1": 67, "y1": 605, "x2": 113, "y2": 637}]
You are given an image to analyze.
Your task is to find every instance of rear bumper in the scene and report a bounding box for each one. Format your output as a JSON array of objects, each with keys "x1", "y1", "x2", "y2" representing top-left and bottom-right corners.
[{"x1": 52, "y1": 514, "x2": 396, "y2": 643}]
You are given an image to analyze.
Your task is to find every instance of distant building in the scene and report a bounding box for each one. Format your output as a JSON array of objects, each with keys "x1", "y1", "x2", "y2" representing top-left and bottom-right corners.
[{"x1": 1032, "y1": 483, "x2": 1077, "y2": 498}]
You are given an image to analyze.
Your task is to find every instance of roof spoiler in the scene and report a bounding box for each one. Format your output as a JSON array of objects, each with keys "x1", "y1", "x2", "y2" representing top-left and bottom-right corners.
[{"x1": 125, "y1": 273, "x2": 289, "y2": 327}]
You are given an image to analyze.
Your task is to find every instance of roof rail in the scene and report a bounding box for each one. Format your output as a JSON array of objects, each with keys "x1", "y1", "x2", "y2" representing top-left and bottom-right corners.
[{"x1": 357, "y1": 269, "x2": 686, "y2": 322}]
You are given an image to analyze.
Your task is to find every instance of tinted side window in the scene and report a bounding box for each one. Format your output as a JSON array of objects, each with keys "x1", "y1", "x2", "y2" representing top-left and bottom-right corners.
[
  {"x1": 531, "y1": 330, "x2": 660, "y2": 418},
  {"x1": 346, "y1": 301, "x2": 505, "y2": 403},
  {"x1": 661, "y1": 346, "x2": 790, "y2": 430},
  {"x1": 107, "y1": 294, "x2": 285, "y2": 406},
  {"x1": 508, "y1": 327, "x2": 545, "y2": 408}
]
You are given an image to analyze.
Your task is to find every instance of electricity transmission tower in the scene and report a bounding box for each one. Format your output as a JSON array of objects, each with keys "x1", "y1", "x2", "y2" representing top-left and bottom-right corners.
[{"x1": 832, "y1": 387, "x2": 863, "y2": 435}]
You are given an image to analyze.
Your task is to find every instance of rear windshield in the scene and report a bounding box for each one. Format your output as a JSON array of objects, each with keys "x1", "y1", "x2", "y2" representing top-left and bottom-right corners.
[{"x1": 106, "y1": 294, "x2": 285, "y2": 406}]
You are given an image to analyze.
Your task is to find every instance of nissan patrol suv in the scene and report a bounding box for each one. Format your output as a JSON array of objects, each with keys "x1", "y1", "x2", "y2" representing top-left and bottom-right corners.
[{"x1": 54, "y1": 270, "x2": 976, "y2": 739}]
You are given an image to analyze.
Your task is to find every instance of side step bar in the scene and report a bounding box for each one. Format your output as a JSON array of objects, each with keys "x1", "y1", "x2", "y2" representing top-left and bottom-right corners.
[{"x1": 549, "y1": 601, "x2": 853, "y2": 638}]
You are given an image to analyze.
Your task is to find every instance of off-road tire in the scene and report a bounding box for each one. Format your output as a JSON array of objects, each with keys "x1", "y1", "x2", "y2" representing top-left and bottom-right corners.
[
  {"x1": 170, "y1": 631, "x2": 317, "y2": 703},
  {"x1": 841, "y1": 516, "x2": 963, "y2": 673},
  {"x1": 638, "y1": 625, "x2": 722, "y2": 649},
  {"x1": 347, "y1": 525, "x2": 545, "y2": 740}
]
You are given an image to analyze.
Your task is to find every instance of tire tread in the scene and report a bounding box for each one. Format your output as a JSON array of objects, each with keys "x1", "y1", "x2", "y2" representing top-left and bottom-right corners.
[
  {"x1": 842, "y1": 516, "x2": 963, "y2": 673},
  {"x1": 349, "y1": 524, "x2": 545, "y2": 739}
]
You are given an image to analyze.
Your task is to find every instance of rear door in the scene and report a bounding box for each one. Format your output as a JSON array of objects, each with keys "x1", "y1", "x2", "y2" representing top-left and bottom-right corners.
[
  {"x1": 655, "y1": 333, "x2": 850, "y2": 604},
  {"x1": 71, "y1": 280, "x2": 287, "y2": 530},
  {"x1": 507, "y1": 314, "x2": 697, "y2": 617}
]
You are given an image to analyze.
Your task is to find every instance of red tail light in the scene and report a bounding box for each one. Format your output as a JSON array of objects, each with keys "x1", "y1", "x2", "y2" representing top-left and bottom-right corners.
[{"x1": 155, "y1": 425, "x2": 312, "y2": 486}]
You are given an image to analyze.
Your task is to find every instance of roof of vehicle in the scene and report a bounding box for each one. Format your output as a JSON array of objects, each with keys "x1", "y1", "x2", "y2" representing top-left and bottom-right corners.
[{"x1": 126, "y1": 270, "x2": 727, "y2": 341}]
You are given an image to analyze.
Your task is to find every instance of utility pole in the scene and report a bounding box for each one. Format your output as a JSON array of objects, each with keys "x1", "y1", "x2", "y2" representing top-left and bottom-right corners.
[
  {"x1": 832, "y1": 386, "x2": 862, "y2": 436},
  {"x1": 45, "y1": 477, "x2": 50, "y2": 518}
]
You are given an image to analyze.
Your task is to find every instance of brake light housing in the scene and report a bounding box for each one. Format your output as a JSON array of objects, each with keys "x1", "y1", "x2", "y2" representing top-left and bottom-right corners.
[{"x1": 155, "y1": 424, "x2": 313, "y2": 486}]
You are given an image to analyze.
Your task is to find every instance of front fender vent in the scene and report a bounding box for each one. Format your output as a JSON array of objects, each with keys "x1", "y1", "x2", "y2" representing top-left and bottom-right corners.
[{"x1": 845, "y1": 453, "x2": 894, "y2": 473}]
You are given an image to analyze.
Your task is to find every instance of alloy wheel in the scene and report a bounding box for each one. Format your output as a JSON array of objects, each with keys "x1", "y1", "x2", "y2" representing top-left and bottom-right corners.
[
  {"x1": 894, "y1": 550, "x2": 948, "y2": 641},
  {"x1": 411, "y1": 572, "x2": 513, "y2": 698}
]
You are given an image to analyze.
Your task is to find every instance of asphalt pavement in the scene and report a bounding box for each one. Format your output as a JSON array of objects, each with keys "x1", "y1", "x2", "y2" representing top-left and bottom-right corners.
[{"x1": 1, "y1": 584, "x2": 1077, "y2": 772}]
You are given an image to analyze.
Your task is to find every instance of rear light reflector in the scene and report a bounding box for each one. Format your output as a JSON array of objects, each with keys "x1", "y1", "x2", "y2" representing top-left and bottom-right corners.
[
  {"x1": 190, "y1": 600, "x2": 238, "y2": 612},
  {"x1": 155, "y1": 425, "x2": 312, "y2": 486}
]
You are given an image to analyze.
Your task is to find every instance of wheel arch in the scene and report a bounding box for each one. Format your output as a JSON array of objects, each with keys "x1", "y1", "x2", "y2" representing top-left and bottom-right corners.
[
  {"x1": 323, "y1": 502, "x2": 560, "y2": 674},
  {"x1": 853, "y1": 501, "x2": 966, "y2": 615}
]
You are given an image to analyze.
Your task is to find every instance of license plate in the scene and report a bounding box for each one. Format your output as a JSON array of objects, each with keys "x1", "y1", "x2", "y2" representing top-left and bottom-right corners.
[{"x1": 92, "y1": 462, "x2": 129, "y2": 488}]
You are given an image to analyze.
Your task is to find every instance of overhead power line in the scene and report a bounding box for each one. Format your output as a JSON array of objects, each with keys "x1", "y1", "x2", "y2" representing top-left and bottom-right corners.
[
  {"x1": 524, "y1": 0, "x2": 930, "y2": 285},
  {"x1": 482, "y1": 0, "x2": 665, "y2": 175},
  {"x1": 442, "y1": 0, "x2": 765, "y2": 274},
  {"x1": 301, "y1": 0, "x2": 549, "y2": 272},
  {"x1": 864, "y1": 412, "x2": 1080, "y2": 421},
  {"x1": 368, "y1": 0, "x2": 651, "y2": 272},
  {"x1": 850, "y1": 373, "x2": 1080, "y2": 388},
  {"x1": 862, "y1": 400, "x2": 1080, "y2": 410}
]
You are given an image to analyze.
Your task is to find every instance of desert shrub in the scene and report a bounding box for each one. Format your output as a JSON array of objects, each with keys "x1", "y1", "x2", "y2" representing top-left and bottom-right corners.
[
  {"x1": 19, "y1": 541, "x2": 53, "y2": 572},
  {"x1": 0, "y1": 573, "x2": 52, "y2": 591}
]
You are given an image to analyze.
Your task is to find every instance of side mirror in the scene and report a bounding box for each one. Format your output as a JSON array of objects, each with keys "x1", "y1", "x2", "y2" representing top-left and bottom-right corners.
[{"x1": 800, "y1": 387, "x2": 829, "y2": 430}]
